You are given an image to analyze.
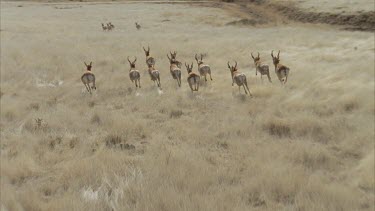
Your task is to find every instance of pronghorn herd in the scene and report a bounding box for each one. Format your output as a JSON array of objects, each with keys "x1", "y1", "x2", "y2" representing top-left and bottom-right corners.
[
  {"x1": 81, "y1": 47, "x2": 290, "y2": 95},
  {"x1": 101, "y1": 22, "x2": 115, "y2": 31}
]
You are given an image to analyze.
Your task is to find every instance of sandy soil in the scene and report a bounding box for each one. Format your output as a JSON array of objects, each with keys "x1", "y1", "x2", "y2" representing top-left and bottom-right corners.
[{"x1": 1, "y1": 1, "x2": 374, "y2": 211}]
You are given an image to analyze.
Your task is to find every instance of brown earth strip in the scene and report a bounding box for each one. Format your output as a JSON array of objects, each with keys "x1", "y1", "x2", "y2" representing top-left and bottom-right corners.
[{"x1": 220, "y1": 0, "x2": 375, "y2": 31}]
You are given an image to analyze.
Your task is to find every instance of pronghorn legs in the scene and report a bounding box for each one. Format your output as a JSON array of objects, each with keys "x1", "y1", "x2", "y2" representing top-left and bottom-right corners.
[
  {"x1": 84, "y1": 84, "x2": 91, "y2": 94},
  {"x1": 267, "y1": 73, "x2": 272, "y2": 83}
]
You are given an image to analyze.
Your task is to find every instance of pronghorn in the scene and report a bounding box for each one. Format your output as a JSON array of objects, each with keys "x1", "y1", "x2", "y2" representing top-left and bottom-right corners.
[
  {"x1": 81, "y1": 62, "x2": 96, "y2": 94},
  {"x1": 147, "y1": 64, "x2": 161, "y2": 88},
  {"x1": 169, "y1": 51, "x2": 177, "y2": 60},
  {"x1": 106, "y1": 23, "x2": 113, "y2": 31},
  {"x1": 195, "y1": 54, "x2": 213, "y2": 82},
  {"x1": 227, "y1": 61, "x2": 252, "y2": 96},
  {"x1": 108, "y1": 22, "x2": 115, "y2": 29},
  {"x1": 167, "y1": 54, "x2": 182, "y2": 87},
  {"x1": 143, "y1": 46, "x2": 155, "y2": 67},
  {"x1": 271, "y1": 50, "x2": 290, "y2": 84},
  {"x1": 101, "y1": 23, "x2": 108, "y2": 31},
  {"x1": 185, "y1": 62, "x2": 200, "y2": 92},
  {"x1": 251, "y1": 52, "x2": 272, "y2": 83},
  {"x1": 127, "y1": 56, "x2": 141, "y2": 88},
  {"x1": 135, "y1": 22, "x2": 141, "y2": 30}
]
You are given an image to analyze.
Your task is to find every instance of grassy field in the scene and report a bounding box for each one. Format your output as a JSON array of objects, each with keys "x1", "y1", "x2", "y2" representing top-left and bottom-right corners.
[{"x1": 1, "y1": 1, "x2": 374, "y2": 210}]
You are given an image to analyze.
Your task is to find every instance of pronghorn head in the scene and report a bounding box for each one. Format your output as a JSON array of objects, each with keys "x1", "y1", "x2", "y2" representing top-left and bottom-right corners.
[
  {"x1": 251, "y1": 52, "x2": 261, "y2": 63},
  {"x1": 170, "y1": 51, "x2": 177, "y2": 60},
  {"x1": 167, "y1": 54, "x2": 182, "y2": 67},
  {"x1": 84, "y1": 62, "x2": 92, "y2": 71},
  {"x1": 227, "y1": 61, "x2": 238, "y2": 75},
  {"x1": 127, "y1": 56, "x2": 137, "y2": 69},
  {"x1": 271, "y1": 50, "x2": 281, "y2": 67},
  {"x1": 195, "y1": 54, "x2": 204, "y2": 65},
  {"x1": 185, "y1": 62, "x2": 194, "y2": 74},
  {"x1": 143, "y1": 46, "x2": 151, "y2": 56}
]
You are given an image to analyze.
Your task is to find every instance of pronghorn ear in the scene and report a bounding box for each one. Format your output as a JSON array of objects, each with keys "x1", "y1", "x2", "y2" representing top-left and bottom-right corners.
[{"x1": 84, "y1": 62, "x2": 88, "y2": 67}]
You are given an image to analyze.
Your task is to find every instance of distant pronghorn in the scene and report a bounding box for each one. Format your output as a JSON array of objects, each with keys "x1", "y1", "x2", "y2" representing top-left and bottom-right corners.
[
  {"x1": 167, "y1": 54, "x2": 182, "y2": 87},
  {"x1": 143, "y1": 46, "x2": 155, "y2": 67},
  {"x1": 81, "y1": 62, "x2": 96, "y2": 94},
  {"x1": 195, "y1": 54, "x2": 212, "y2": 82},
  {"x1": 135, "y1": 22, "x2": 141, "y2": 30},
  {"x1": 147, "y1": 64, "x2": 161, "y2": 88},
  {"x1": 227, "y1": 61, "x2": 252, "y2": 96},
  {"x1": 271, "y1": 50, "x2": 290, "y2": 84},
  {"x1": 251, "y1": 52, "x2": 272, "y2": 83},
  {"x1": 108, "y1": 22, "x2": 115, "y2": 30},
  {"x1": 185, "y1": 62, "x2": 200, "y2": 92},
  {"x1": 127, "y1": 56, "x2": 141, "y2": 88},
  {"x1": 101, "y1": 23, "x2": 108, "y2": 31},
  {"x1": 106, "y1": 23, "x2": 112, "y2": 31}
]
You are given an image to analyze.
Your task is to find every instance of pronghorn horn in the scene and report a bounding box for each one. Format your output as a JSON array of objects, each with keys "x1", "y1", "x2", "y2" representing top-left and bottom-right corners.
[
  {"x1": 277, "y1": 50, "x2": 280, "y2": 59},
  {"x1": 251, "y1": 53, "x2": 254, "y2": 59},
  {"x1": 133, "y1": 57, "x2": 137, "y2": 63},
  {"x1": 195, "y1": 54, "x2": 198, "y2": 61},
  {"x1": 227, "y1": 62, "x2": 231, "y2": 69},
  {"x1": 90, "y1": 62, "x2": 92, "y2": 66},
  {"x1": 143, "y1": 46, "x2": 146, "y2": 52},
  {"x1": 200, "y1": 54, "x2": 203, "y2": 60},
  {"x1": 127, "y1": 56, "x2": 131, "y2": 64},
  {"x1": 191, "y1": 62, "x2": 193, "y2": 68},
  {"x1": 84, "y1": 62, "x2": 88, "y2": 66},
  {"x1": 148, "y1": 46, "x2": 150, "y2": 52},
  {"x1": 271, "y1": 50, "x2": 274, "y2": 57},
  {"x1": 257, "y1": 52, "x2": 260, "y2": 57},
  {"x1": 185, "y1": 62, "x2": 188, "y2": 68},
  {"x1": 167, "y1": 54, "x2": 171, "y2": 61},
  {"x1": 234, "y1": 61, "x2": 237, "y2": 69}
]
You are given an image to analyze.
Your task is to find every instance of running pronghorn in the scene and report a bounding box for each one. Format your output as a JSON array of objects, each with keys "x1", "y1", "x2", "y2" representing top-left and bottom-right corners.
[
  {"x1": 101, "y1": 23, "x2": 108, "y2": 31},
  {"x1": 108, "y1": 22, "x2": 115, "y2": 29},
  {"x1": 167, "y1": 54, "x2": 182, "y2": 87},
  {"x1": 135, "y1": 22, "x2": 141, "y2": 30},
  {"x1": 106, "y1": 23, "x2": 113, "y2": 31},
  {"x1": 227, "y1": 61, "x2": 252, "y2": 96},
  {"x1": 143, "y1": 46, "x2": 155, "y2": 67},
  {"x1": 195, "y1": 54, "x2": 213, "y2": 82},
  {"x1": 127, "y1": 56, "x2": 141, "y2": 88},
  {"x1": 271, "y1": 50, "x2": 290, "y2": 84},
  {"x1": 147, "y1": 64, "x2": 161, "y2": 88},
  {"x1": 185, "y1": 62, "x2": 200, "y2": 92},
  {"x1": 81, "y1": 62, "x2": 96, "y2": 94},
  {"x1": 251, "y1": 52, "x2": 272, "y2": 83}
]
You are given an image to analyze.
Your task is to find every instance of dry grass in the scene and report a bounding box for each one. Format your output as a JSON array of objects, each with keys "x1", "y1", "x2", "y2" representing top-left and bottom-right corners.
[{"x1": 1, "y1": 1, "x2": 374, "y2": 211}]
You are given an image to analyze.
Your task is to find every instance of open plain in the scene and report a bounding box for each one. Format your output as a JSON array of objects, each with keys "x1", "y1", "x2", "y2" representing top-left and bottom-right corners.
[{"x1": 1, "y1": 1, "x2": 374, "y2": 210}]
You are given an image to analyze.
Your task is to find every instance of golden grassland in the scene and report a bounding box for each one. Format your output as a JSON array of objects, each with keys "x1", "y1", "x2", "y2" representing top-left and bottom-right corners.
[{"x1": 1, "y1": 1, "x2": 374, "y2": 210}]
